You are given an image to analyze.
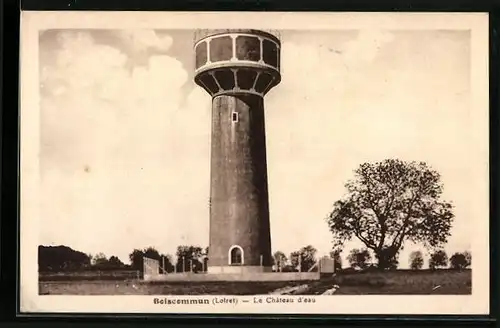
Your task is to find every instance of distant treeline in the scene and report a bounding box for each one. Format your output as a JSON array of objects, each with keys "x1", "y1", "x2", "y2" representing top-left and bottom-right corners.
[
  {"x1": 38, "y1": 245, "x2": 209, "y2": 274},
  {"x1": 38, "y1": 244, "x2": 471, "y2": 276},
  {"x1": 38, "y1": 244, "x2": 322, "y2": 274},
  {"x1": 38, "y1": 245, "x2": 130, "y2": 272}
]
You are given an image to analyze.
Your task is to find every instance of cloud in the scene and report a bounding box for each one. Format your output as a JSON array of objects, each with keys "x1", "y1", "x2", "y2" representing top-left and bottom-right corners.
[
  {"x1": 276, "y1": 30, "x2": 394, "y2": 98},
  {"x1": 40, "y1": 30, "x2": 210, "y2": 261},
  {"x1": 113, "y1": 29, "x2": 174, "y2": 54}
]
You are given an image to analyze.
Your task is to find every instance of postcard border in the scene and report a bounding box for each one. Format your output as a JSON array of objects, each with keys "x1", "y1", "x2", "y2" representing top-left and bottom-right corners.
[{"x1": 16, "y1": 11, "x2": 491, "y2": 316}]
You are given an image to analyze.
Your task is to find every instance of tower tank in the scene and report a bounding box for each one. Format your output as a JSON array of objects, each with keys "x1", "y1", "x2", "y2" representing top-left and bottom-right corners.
[{"x1": 194, "y1": 29, "x2": 281, "y2": 274}]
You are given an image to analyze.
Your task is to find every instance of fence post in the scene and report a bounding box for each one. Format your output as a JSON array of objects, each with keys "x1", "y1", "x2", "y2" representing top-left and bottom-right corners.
[
  {"x1": 182, "y1": 256, "x2": 185, "y2": 273},
  {"x1": 260, "y1": 255, "x2": 263, "y2": 267},
  {"x1": 162, "y1": 256, "x2": 165, "y2": 274},
  {"x1": 190, "y1": 259, "x2": 193, "y2": 273}
]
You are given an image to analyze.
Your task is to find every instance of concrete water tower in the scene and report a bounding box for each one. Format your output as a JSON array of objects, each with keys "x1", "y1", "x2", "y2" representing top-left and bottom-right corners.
[{"x1": 194, "y1": 29, "x2": 281, "y2": 274}]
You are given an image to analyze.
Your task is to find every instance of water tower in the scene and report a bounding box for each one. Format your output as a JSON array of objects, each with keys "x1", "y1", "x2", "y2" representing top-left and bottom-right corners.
[{"x1": 194, "y1": 29, "x2": 281, "y2": 274}]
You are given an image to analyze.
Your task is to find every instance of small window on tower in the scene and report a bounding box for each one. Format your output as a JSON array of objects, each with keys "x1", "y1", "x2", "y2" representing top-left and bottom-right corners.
[{"x1": 232, "y1": 112, "x2": 239, "y2": 123}]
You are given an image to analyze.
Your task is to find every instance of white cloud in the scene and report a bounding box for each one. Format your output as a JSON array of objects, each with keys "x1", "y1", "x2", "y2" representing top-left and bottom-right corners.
[
  {"x1": 114, "y1": 29, "x2": 174, "y2": 54},
  {"x1": 40, "y1": 30, "x2": 210, "y2": 262},
  {"x1": 276, "y1": 30, "x2": 395, "y2": 99}
]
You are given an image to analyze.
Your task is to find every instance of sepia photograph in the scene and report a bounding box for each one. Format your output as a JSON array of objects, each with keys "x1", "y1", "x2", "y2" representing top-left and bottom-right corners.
[{"x1": 19, "y1": 11, "x2": 489, "y2": 315}]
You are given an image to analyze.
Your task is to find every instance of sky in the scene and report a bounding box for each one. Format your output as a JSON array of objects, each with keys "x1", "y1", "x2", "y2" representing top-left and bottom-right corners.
[{"x1": 39, "y1": 28, "x2": 474, "y2": 268}]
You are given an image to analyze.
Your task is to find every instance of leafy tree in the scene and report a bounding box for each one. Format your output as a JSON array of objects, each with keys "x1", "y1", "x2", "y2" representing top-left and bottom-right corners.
[
  {"x1": 158, "y1": 255, "x2": 174, "y2": 273},
  {"x1": 409, "y1": 250, "x2": 424, "y2": 270},
  {"x1": 175, "y1": 245, "x2": 204, "y2": 273},
  {"x1": 90, "y1": 254, "x2": 127, "y2": 270},
  {"x1": 129, "y1": 249, "x2": 144, "y2": 271},
  {"x1": 463, "y1": 251, "x2": 472, "y2": 268},
  {"x1": 273, "y1": 251, "x2": 288, "y2": 271},
  {"x1": 429, "y1": 250, "x2": 448, "y2": 269},
  {"x1": 128, "y1": 247, "x2": 174, "y2": 274},
  {"x1": 143, "y1": 247, "x2": 161, "y2": 259},
  {"x1": 387, "y1": 256, "x2": 399, "y2": 270},
  {"x1": 329, "y1": 249, "x2": 343, "y2": 270},
  {"x1": 38, "y1": 245, "x2": 91, "y2": 272},
  {"x1": 290, "y1": 245, "x2": 317, "y2": 272},
  {"x1": 107, "y1": 256, "x2": 125, "y2": 268},
  {"x1": 92, "y1": 252, "x2": 108, "y2": 266},
  {"x1": 326, "y1": 159, "x2": 454, "y2": 270},
  {"x1": 347, "y1": 248, "x2": 372, "y2": 270},
  {"x1": 449, "y1": 252, "x2": 470, "y2": 270},
  {"x1": 143, "y1": 247, "x2": 174, "y2": 273}
]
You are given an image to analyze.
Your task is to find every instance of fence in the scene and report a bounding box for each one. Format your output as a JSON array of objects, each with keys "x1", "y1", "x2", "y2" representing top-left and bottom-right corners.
[
  {"x1": 141, "y1": 255, "x2": 335, "y2": 282},
  {"x1": 274, "y1": 255, "x2": 335, "y2": 274}
]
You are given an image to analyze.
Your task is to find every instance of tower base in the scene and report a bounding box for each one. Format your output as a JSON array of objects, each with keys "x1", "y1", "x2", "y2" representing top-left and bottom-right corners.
[
  {"x1": 143, "y1": 271, "x2": 320, "y2": 282},
  {"x1": 207, "y1": 266, "x2": 273, "y2": 274}
]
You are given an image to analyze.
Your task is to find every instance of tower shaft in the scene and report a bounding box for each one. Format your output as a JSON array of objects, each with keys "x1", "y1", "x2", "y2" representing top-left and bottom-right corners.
[
  {"x1": 193, "y1": 29, "x2": 281, "y2": 274},
  {"x1": 208, "y1": 95, "x2": 272, "y2": 272}
]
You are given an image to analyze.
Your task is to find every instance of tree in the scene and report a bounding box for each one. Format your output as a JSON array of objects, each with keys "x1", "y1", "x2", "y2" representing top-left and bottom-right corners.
[
  {"x1": 90, "y1": 254, "x2": 127, "y2": 270},
  {"x1": 38, "y1": 245, "x2": 91, "y2": 272},
  {"x1": 273, "y1": 251, "x2": 288, "y2": 271},
  {"x1": 142, "y1": 247, "x2": 161, "y2": 259},
  {"x1": 429, "y1": 250, "x2": 448, "y2": 269},
  {"x1": 107, "y1": 256, "x2": 125, "y2": 268},
  {"x1": 128, "y1": 247, "x2": 174, "y2": 274},
  {"x1": 92, "y1": 252, "x2": 108, "y2": 266},
  {"x1": 409, "y1": 250, "x2": 424, "y2": 270},
  {"x1": 326, "y1": 159, "x2": 454, "y2": 270},
  {"x1": 142, "y1": 247, "x2": 174, "y2": 273},
  {"x1": 329, "y1": 249, "x2": 343, "y2": 270},
  {"x1": 290, "y1": 245, "x2": 317, "y2": 272},
  {"x1": 449, "y1": 252, "x2": 470, "y2": 270},
  {"x1": 158, "y1": 255, "x2": 174, "y2": 273},
  {"x1": 129, "y1": 249, "x2": 144, "y2": 271},
  {"x1": 347, "y1": 248, "x2": 372, "y2": 270},
  {"x1": 175, "y1": 245, "x2": 204, "y2": 273},
  {"x1": 463, "y1": 251, "x2": 472, "y2": 268},
  {"x1": 387, "y1": 256, "x2": 399, "y2": 270}
]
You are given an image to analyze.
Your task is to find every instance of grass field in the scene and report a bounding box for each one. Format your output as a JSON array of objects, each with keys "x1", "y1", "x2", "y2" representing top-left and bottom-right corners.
[
  {"x1": 39, "y1": 270, "x2": 140, "y2": 281},
  {"x1": 39, "y1": 269, "x2": 471, "y2": 295}
]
